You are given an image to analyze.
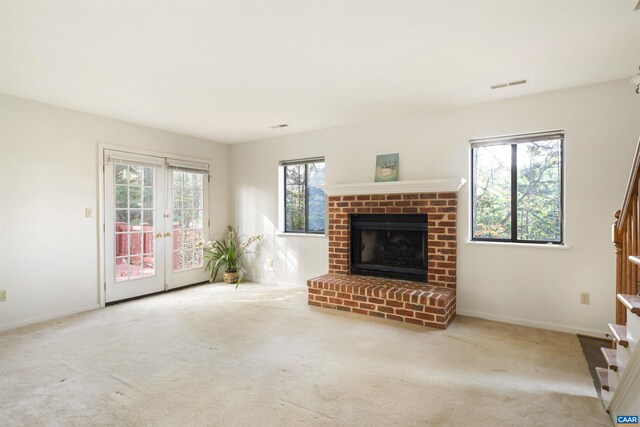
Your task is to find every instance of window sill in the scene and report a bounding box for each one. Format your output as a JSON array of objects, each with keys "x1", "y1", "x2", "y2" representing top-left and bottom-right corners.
[
  {"x1": 276, "y1": 232, "x2": 327, "y2": 238},
  {"x1": 464, "y1": 240, "x2": 571, "y2": 250}
]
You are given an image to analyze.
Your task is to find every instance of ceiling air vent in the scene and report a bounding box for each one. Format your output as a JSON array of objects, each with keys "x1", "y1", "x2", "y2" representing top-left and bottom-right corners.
[{"x1": 491, "y1": 79, "x2": 527, "y2": 90}]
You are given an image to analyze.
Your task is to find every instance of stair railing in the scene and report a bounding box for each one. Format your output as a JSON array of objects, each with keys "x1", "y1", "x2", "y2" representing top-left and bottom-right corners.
[{"x1": 613, "y1": 137, "x2": 640, "y2": 325}]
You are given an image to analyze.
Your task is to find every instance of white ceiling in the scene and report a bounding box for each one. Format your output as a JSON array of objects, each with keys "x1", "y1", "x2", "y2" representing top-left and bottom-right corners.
[{"x1": 1, "y1": 1, "x2": 639, "y2": 144}]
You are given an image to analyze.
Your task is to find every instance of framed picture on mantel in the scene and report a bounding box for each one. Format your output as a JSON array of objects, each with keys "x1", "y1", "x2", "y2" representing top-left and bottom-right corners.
[{"x1": 375, "y1": 153, "x2": 399, "y2": 182}]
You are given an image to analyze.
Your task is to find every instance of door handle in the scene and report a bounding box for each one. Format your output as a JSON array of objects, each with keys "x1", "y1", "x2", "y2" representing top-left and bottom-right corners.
[
  {"x1": 155, "y1": 233, "x2": 163, "y2": 238},
  {"x1": 164, "y1": 232, "x2": 172, "y2": 238}
]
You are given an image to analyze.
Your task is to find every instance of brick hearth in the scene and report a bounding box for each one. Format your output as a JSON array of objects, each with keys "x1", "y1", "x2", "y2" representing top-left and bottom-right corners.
[
  {"x1": 306, "y1": 190, "x2": 459, "y2": 329},
  {"x1": 307, "y1": 273, "x2": 456, "y2": 329}
]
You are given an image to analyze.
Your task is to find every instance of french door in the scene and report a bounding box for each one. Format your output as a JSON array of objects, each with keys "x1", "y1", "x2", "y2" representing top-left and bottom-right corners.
[{"x1": 104, "y1": 150, "x2": 209, "y2": 303}]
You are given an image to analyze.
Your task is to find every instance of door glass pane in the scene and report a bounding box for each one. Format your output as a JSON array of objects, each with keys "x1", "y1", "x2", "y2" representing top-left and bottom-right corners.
[
  {"x1": 172, "y1": 169, "x2": 205, "y2": 272},
  {"x1": 175, "y1": 211, "x2": 184, "y2": 228},
  {"x1": 193, "y1": 190, "x2": 203, "y2": 209},
  {"x1": 173, "y1": 250, "x2": 183, "y2": 271},
  {"x1": 183, "y1": 210, "x2": 194, "y2": 228},
  {"x1": 130, "y1": 210, "x2": 142, "y2": 227},
  {"x1": 115, "y1": 164, "x2": 128, "y2": 185},
  {"x1": 116, "y1": 186, "x2": 128, "y2": 209},
  {"x1": 173, "y1": 190, "x2": 183, "y2": 209},
  {"x1": 193, "y1": 173, "x2": 203, "y2": 190},
  {"x1": 129, "y1": 186, "x2": 141, "y2": 208},
  {"x1": 143, "y1": 229, "x2": 154, "y2": 254},
  {"x1": 143, "y1": 253, "x2": 155, "y2": 277},
  {"x1": 113, "y1": 164, "x2": 156, "y2": 281},
  {"x1": 192, "y1": 209, "x2": 203, "y2": 228},
  {"x1": 116, "y1": 233, "x2": 128, "y2": 255},
  {"x1": 129, "y1": 233, "x2": 143, "y2": 255},
  {"x1": 143, "y1": 187, "x2": 153, "y2": 208},
  {"x1": 183, "y1": 189, "x2": 194, "y2": 209},
  {"x1": 130, "y1": 256, "x2": 143, "y2": 278},
  {"x1": 143, "y1": 167, "x2": 153, "y2": 186},
  {"x1": 193, "y1": 247, "x2": 203, "y2": 267},
  {"x1": 192, "y1": 229, "x2": 204, "y2": 246},
  {"x1": 129, "y1": 165, "x2": 142, "y2": 185},
  {"x1": 183, "y1": 251, "x2": 194, "y2": 270},
  {"x1": 173, "y1": 171, "x2": 184, "y2": 209},
  {"x1": 143, "y1": 209, "x2": 154, "y2": 226},
  {"x1": 174, "y1": 229, "x2": 184, "y2": 247},
  {"x1": 116, "y1": 209, "x2": 128, "y2": 224},
  {"x1": 115, "y1": 257, "x2": 129, "y2": 282}
]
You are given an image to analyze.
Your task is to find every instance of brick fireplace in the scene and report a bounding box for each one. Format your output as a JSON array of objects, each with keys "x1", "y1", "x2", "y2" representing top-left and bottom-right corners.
[
  {"x1": 307, "y1": 179, "x2": 464, "y2": 329},
  {"x1": 327, "y1": 192, "x2": 458, "y2": 287}
]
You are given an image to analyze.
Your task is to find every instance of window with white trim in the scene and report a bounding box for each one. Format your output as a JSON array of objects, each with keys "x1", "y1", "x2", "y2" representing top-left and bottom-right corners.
[{"x1": 471, "y1": 131, "x2": 564, "y2": 244}]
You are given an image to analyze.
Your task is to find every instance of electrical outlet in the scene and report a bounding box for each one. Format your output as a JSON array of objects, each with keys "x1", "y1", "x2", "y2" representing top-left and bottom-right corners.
[
  {"x1": 264, "y1": 258, "x2": 274, "y2": 271},
  {"x1": 0, "y1": 290, "x2": 6, "y2": 302},
  {"x1": 580, "y1": 292, "x2": 590, "y2": 305}
]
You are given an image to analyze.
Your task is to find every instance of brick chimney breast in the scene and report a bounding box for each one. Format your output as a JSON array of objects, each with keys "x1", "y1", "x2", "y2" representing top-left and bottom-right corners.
[{"x1": 327, "y1": 192, "x2": 457, "y2": 290}]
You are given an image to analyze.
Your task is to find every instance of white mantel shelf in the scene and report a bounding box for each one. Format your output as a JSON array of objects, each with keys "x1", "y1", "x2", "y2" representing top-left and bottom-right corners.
[{"x1": 321, "y1": 178, "x2": 466, "y2": 197}]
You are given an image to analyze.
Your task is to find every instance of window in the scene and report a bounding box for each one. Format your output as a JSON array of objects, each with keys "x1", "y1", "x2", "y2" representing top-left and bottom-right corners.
[
  {"x1": 281, "y1": 157, "x2": 326, "y2": 234},
  {"x1": 471, "y1": 131, "x2": 564, "y2": 244}
]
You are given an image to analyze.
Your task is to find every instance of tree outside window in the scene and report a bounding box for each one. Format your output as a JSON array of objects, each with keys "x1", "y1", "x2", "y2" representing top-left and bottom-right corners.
[
  {"x1": 472, "y1": 134, "x2": 563, "y2": 244},
  {"x1": 283, "y1": 159, "x2": 325, "y2": 234}
]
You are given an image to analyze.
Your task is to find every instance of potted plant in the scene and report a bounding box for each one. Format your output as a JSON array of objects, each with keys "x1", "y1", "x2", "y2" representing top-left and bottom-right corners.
[
  {"x1": 197, "y1": 226, "x2": 263, "y2": 288},
  {"x1": 379, "y1": 159, "x2": 397, "y2": 177}
]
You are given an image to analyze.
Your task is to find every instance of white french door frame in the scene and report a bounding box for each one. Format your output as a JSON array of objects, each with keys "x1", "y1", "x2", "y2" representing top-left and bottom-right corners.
[{"x1": 98, "y1": 143, "x2": 212, "y2": 307}]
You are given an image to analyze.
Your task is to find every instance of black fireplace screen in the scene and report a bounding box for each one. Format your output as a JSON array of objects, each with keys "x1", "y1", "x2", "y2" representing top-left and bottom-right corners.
[{"x1": 350, "y1": 214, "x2": 428, "y2": 281}]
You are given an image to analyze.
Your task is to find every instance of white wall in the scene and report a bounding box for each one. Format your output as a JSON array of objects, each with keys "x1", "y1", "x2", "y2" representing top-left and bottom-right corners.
[
  {"x1": 0, "y1": 94, "x2": 230, "y2": 331},
  {"x1": 231, "y1": 79, "x2": 640, "y2": 336}
]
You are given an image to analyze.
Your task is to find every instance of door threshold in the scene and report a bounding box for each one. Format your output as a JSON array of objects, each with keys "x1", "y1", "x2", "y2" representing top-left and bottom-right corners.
[{"x1": 106, "y1": 280, "x2": 209, "y2": 306}]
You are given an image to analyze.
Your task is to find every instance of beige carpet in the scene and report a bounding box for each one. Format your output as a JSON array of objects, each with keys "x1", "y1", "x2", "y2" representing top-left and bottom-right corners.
[{"x1": 1, "y1": 283, "x2": 611, "y2": 426}]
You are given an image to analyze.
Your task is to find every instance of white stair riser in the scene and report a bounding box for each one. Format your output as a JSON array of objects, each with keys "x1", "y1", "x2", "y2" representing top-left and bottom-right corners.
[
  {"x1": 601, "y1": 388, "x2": 613, "y2": 408},
  {"x1": 627, "y1": 312, "x2": 640, "y2": 350},
  {"x1": 618, "y1": 345, "x2": 631, "y2": 374},
  {"x1": 608, "y1": 368, "x2": 620, "y2": 392}
]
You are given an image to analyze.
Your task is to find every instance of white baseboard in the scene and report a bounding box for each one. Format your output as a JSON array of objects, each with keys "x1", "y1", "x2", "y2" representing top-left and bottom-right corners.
[
  {"x1": 252, "y1": 279, "x2": 609, "y2": 338},
  {"x1": 457, "y1": 308, "x2": 609, "y2": 338},
  {"x1": 0, "y1": 304, "x2": 100, "y2": 332}
]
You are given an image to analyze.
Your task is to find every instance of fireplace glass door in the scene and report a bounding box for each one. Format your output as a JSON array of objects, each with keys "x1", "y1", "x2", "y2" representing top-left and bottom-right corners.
[{"x1": 350, "y1": 214, "x2": 428, "y2": 281}]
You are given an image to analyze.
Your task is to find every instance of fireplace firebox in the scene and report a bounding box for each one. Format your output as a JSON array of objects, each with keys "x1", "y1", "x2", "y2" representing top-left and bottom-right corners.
[{"x1": 350, "y1": 214, "x2": 428, "y2": 281}]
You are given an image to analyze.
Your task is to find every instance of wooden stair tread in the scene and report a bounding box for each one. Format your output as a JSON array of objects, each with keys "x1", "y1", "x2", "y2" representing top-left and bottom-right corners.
[
  {"x1": 608, "y1": 323, "x2": 629, "y2": 348},
  {"x1": 600, "y1": 347, "x2": 618, "y2": 371},
  {"x1": 595, "y1": 367, "x2": 610, "y2": 392},
  {"x1": 617, "y1": 293, "x2": 640, "y2": 315}
]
